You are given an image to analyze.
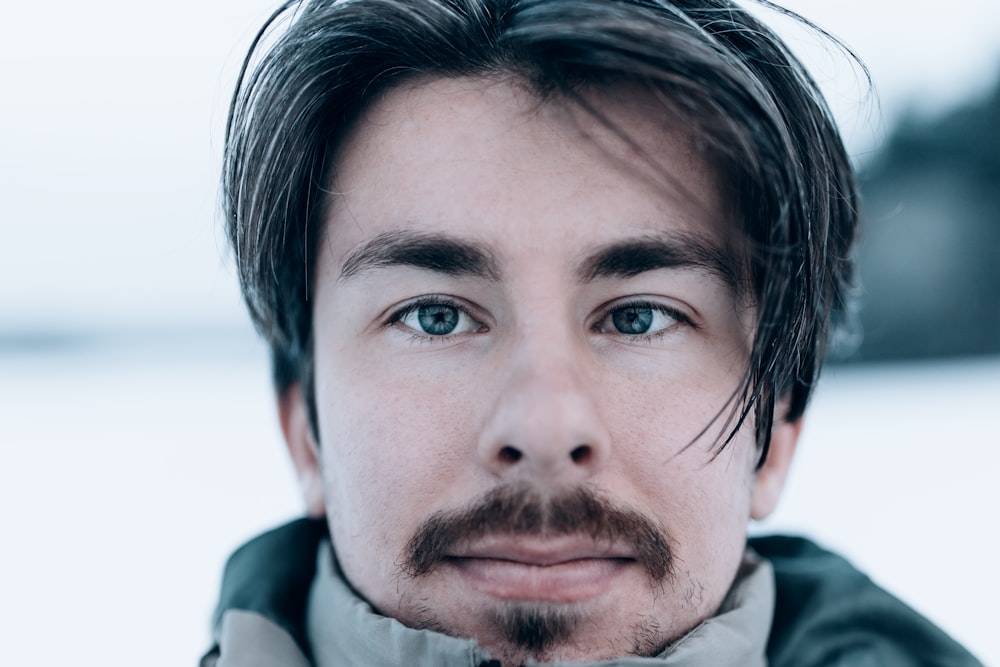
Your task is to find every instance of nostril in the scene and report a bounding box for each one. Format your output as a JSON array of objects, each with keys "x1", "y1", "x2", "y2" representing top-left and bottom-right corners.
[
  {"x1": 570, "y1": 444, "x2": 592, "y2": 464},
  {"x1": 498, "y1": 445, "x2": 522, "y2": 463}
]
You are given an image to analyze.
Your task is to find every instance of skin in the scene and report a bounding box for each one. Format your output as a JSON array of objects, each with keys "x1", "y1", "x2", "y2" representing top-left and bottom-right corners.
[{"x1": 280, "y1": 76, "x2": 801, "y2": 665}]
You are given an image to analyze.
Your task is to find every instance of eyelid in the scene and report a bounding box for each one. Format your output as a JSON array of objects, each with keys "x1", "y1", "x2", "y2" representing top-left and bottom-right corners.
[{"x1": 387, "y1": 295, "x2": 473, "y2": 322}]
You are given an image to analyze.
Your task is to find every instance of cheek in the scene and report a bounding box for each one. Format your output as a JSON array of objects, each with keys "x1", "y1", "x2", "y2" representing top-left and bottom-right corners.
[
  {"x1": 607, "y1": 345, "x2": 745, "y2": 462},
  {"x1": 609, "y1": 364, "x2": 756, "y2": 609},
  {"x1": 630, "y1": 454, "x2": 754, "y2": 617},
  {"x1": 315, "y1": 360, "x2": 480, "y2": 561}
]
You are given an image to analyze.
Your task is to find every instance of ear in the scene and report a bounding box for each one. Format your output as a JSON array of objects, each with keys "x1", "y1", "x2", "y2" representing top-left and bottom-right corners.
[
  {"x1": 750, "y1": 400, "x2": 803, "y2": 520},
  {"x1": 278, "y1": 383, "x2": 326, "y2": 518}
]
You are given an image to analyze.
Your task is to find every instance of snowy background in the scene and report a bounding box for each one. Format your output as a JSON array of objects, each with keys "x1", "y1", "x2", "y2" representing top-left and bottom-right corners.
[{"x1": 2, "y1": 1, "x2": 999, "y2": 665}]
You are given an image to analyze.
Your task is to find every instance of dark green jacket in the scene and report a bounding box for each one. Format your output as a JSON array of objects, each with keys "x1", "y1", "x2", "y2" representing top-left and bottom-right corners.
[{"x1": 203, "y1": 518, "x2": 983, "y2": 666}]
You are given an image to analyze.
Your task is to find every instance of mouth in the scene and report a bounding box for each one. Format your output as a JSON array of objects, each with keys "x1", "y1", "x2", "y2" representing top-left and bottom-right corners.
[{"x1": 442, "y1": 537, "x2": 636, "y2": 603}]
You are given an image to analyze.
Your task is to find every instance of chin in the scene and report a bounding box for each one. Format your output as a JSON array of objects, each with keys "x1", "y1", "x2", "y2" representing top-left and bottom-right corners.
[{"x1": 432, "y1": 601, "x2": 672, "y2": 666}]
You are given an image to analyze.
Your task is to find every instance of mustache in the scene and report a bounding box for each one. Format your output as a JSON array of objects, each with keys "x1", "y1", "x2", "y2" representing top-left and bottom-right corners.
[{"x1": 400, "y1": 485, "x2": 674, "y2": 582}]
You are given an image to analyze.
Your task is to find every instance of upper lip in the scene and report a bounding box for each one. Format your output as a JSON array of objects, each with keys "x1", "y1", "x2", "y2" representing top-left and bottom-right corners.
[{"x1": 445, "y1": 536, "x2": 635, "y2": 566}]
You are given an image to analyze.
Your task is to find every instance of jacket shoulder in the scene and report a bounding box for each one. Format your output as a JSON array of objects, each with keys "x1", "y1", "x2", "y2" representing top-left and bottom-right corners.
[
  {"x1": 750, "y1": 535, "x2": 983, "y2": 667},
  {"x1": 206, "y1": 518, "x2": 329, "y2": 662}
]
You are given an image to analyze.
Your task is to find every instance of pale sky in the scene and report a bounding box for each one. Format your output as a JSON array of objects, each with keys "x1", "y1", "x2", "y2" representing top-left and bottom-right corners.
[{"x1": 3, "y1": 0, "x2": 1000, "y2": 334}]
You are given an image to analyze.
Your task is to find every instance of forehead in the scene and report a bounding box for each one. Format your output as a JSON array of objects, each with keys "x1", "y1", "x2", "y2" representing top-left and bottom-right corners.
[{"x1": 324, "y1": 75, "x2": 732, "y2": 271}]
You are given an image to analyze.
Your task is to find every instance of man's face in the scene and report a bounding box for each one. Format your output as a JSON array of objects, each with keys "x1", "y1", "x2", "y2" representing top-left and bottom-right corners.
[{"x1": 289, "y1": 76, "x2": 797, "y2": 664}]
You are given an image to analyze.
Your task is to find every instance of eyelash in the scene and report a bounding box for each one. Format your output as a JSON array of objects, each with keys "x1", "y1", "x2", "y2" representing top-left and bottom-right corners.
[{"x1": 385, "y1": 296, "x2": 695, "y2": 342}]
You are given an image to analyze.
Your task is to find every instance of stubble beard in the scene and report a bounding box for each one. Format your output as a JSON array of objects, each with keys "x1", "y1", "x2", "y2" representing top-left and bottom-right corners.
[
  {"x1": 492, "y1": 603, "x2": 580, "y2": 654},
  {"x1": 411, "y1": 598, "x2": 670, "y2": 666},
  {"x1": 492, "y1": 603, "x2": 667, "y2": 666},
  {"x1": 412, "y1": 598, "x2": 672, "y2": 666}
]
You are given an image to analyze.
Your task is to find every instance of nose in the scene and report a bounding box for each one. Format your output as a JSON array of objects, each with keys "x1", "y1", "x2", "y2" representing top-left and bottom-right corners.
[{"x1": 477, "y1": 337, "x2": 611, "y2": 484}]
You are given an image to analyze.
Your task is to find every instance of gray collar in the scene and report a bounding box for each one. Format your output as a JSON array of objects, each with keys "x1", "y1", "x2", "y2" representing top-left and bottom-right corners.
[{"x1": 307, "y1": 542, "x2": 774, "y2": 667}]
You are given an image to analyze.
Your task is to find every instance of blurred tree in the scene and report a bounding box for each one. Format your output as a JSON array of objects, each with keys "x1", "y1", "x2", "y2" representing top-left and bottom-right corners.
[{"x1": 852, "y1": 67, "x2": 1000, "y2": 361}]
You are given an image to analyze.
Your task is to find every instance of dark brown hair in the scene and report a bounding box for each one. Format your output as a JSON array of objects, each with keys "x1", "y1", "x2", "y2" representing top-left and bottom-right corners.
[{"x1": 224, "y1": 0, "x2": 861, "y2": 464}]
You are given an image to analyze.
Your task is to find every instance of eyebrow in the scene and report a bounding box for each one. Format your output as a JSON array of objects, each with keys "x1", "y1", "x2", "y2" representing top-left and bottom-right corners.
[
  {"x1": 577, "y1": 232, "x2": 737, "y2": 287},
  {"x1": 339, "y1": 230, "x2": 502, "y2": 282}
]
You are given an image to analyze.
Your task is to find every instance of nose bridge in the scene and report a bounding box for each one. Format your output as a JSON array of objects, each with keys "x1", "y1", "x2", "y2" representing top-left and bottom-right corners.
[
  {"x1": 511, "y1": 329, "x2": 587, "y2": 411},
  {"x1": 477, "y1": 321, "x2": 611, "y2": 481}
]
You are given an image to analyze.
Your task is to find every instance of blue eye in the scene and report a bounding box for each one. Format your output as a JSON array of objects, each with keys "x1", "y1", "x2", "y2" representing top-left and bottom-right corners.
[
  {"x1": 611, "y1": 305, "x2": 654, "y2": 334},
  {"x1": 393, "y1": 298, "x2": 484, "y2": 337},
  {"x1": 415, "y1": 303, "x2": 460, "y2": 335},
  {"x1": 596, "y1": 301, "x2": 684, "y2": 337}
]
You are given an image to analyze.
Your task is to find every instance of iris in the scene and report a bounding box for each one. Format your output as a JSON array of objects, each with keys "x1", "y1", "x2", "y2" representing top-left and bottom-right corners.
[
  {"x1": 612, "y1": 305, "x2": 654, "y2": 334},
  {"x1": 418, "y1": 304, "x2": 460, "y2": 335}
]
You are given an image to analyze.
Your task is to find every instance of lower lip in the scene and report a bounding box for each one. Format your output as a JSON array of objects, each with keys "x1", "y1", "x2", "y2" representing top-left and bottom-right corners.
[{"x1": 444, "y1": 557, "x2": 632, "y2": 603}]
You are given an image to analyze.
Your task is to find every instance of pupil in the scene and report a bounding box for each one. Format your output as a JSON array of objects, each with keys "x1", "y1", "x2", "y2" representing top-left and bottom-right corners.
[
  {"x1": 612, "y1": 306, "x2": 653, "y2": 334},
  {"x1": 417, "y1": 304, "x2": 459, "y2": 335}
]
